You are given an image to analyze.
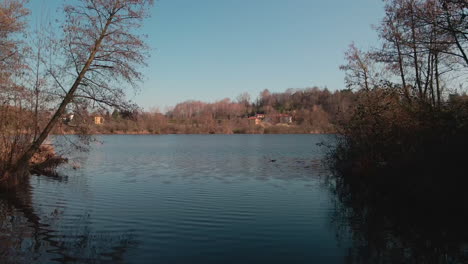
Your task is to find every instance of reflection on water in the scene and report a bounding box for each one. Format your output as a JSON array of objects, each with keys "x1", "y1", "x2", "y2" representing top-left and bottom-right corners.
[
  {"x1": 0, "y1": 179, "x2": 137, "y2": 263},
  {"x1": 2, "y1": 135, "x2": 345, "y2": 263},
  {"x1": 3, "y1": 135, "x2": 466, "y2": 263},
  {"x1": 330, "y1": 173, "x2": 468, "y2": 264}
]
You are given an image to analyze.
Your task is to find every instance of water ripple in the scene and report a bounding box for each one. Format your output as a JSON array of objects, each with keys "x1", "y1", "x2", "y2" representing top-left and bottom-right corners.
[{"x1": 0, "y1": 135, "x2": 346, "y2": 264}]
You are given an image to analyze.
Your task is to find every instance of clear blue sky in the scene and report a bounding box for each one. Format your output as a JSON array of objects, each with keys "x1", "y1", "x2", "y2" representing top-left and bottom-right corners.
[{"x1": 29, "y1": 0, "x2": 384, "y2": 110}]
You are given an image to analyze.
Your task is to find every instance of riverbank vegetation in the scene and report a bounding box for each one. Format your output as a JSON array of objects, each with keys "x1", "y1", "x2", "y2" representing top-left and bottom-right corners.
[
  {"x1": 0, "y1": 0, "x2": 154, "y2": 187},
  {"x1": 333, "y1": 0, "x2": 468, "y2": 205},
  {"x1": 330, "y1": 0, "x2": 468, "y2": 261}
]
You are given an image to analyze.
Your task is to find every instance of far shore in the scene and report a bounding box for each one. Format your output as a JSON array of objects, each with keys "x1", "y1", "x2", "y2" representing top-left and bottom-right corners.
[{"x1": 53, "y1": 131, "x2": 334, "y2": 135}]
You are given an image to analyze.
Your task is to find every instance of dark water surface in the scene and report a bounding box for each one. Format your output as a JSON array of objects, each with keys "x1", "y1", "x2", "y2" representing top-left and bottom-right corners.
[{"x1": 1, "y1": 135, "x2": 351, "y2": 263}]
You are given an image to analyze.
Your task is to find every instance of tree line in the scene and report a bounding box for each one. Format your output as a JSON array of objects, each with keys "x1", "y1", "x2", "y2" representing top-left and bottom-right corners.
[{"x1": 61, "y1": 87, "x2": 356, "y2": 135}]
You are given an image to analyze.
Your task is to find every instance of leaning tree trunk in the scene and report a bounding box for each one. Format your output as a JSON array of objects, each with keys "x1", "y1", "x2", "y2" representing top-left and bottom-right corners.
[{"x1": 4, "y1": 17, "x2": 114, "y2": 186}]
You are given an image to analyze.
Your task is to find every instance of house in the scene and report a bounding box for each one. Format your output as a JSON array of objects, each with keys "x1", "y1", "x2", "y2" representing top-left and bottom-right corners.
[
  {"x1": 248, "y1": 113, "x2": 294, "y2": 125},
  {"x1": 247, "y1": 114, "x2": 266, "y2": 125},
  {"x1": 94, "y1": 116, "x2": 104, "y2": 125},
  {"x1": 248, "y1": 116, "x2": 262, "y2": 125}
]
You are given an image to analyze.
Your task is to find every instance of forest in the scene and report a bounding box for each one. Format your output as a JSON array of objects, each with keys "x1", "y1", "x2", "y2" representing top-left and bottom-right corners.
[{"x1": 59, "y1": 87, "x2": 356, "y2": 135}]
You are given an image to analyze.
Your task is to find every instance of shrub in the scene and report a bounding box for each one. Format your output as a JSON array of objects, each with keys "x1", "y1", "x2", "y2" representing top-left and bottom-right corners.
[{"x1": 330, "y1": 88, "x2": 468, "y2": 209}]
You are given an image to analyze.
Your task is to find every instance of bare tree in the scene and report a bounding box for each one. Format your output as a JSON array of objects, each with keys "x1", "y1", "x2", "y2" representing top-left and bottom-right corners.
[
  {"x1": 0, "y1": 0, "x2": 31, "y2": 182},
  {"x1": 438, "y1": 0, "x2": 468, "y2": 66},
  {"x1": 340, "y1": 43, "x2": 377, "y2": 91},
  {"x1": 344, "y1": 0, "x2": 467, "y2": 107},
  {"x1": 0, "y1": 0, "x2": 28, "y2": 69},
  {"x1": 6, "y1": 0, "x2": 154, "y2": 184},
  {"x1": 236, "y1": 92, "x2": 251, "y2": 105}
]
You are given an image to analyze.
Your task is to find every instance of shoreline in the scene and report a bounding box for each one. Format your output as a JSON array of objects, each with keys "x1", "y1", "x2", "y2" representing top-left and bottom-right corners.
[{"x1": 53, "y1": 132, "x2": 335, "y2": 135}]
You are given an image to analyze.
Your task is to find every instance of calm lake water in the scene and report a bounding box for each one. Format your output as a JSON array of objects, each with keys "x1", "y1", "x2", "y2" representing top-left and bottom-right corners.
[{"x1": 1, "y1": 135, "x2": 353, "y2": 263}]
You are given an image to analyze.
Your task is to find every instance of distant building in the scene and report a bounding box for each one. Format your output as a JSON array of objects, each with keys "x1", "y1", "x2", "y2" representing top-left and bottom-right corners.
[
  {"x1": 94, "y1": 116, "x2": 104, "y2": 125},
  {"x1": 248, "y1": 116, "x2": 262, "y2": 125},
  {"x1": 247, "y1": 114, "x2": 267, "y2": 125}
]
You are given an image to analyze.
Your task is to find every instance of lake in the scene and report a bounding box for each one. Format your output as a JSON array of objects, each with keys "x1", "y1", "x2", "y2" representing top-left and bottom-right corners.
[{"x1": 1, "y1": 135, "x2": 352, "y2": 263}]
